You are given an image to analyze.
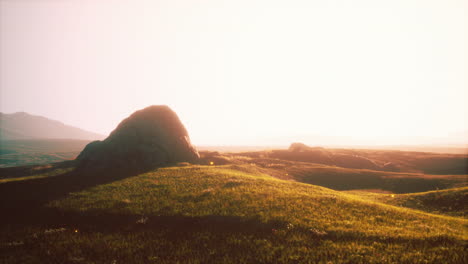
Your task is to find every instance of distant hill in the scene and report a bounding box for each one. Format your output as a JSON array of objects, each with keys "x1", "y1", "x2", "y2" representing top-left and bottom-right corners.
[
  {"x1": 0, "y1": 112, "x2": 104, "y2": 141},
  {"x1": 197, "y1": 144, "x2": 468, "y2": 154},
  {"x1": 198, "y1": 145, "x2": 467, "y2": 193}
]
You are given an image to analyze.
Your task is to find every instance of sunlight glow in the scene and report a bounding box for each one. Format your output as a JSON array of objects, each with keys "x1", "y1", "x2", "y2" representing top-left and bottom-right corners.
[{"x1": 1, "y1": 0, "x2": 466, "y2": 146}]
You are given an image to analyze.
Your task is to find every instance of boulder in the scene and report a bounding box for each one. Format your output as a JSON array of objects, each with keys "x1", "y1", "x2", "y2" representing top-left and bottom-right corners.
[
  {"x1": 76, "y1": 105, "x2": 199, "y2": 172},
  {"x1": 289, "y1": 142, "x2": 310, "y2": 152},
  {"x1": 289, "y1": 142, "x2": 325, "y2": 152}
]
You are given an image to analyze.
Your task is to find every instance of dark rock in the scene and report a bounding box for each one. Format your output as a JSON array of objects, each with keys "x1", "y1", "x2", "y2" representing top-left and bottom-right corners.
[
  {"x1": 76, "y1": 105, "x2": 199, "y2": 172},
  {"x1": 289, "y1": 142, "x2": 325, "y2": 152},
  {"x1": 276, "y1": 143, "x2": 334, "y2": 164},
  {"x1": 289, "y1": 142, "x2": 310, "y2": 152}
]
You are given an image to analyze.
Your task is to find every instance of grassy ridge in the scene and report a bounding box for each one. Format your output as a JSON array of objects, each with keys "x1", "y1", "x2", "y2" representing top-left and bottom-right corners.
[
  {"x1": 0, "y1": 160, "x2": 76, "y2": 183},
  {"x1": 348, "y1": 187, "x2": 468, "y2": 217},
  {"x1": 48, "y1": 165, "x2": 466, "y2": 238},
  {"x1": 1, "y1": 165, "x2": 466, "y2": 263},
  {"x1": 254, "y1": 148, "x2": 468, "y2": 175},
  {"x1": 238, "y1": 157, "x2": 466, "y2": 193}
]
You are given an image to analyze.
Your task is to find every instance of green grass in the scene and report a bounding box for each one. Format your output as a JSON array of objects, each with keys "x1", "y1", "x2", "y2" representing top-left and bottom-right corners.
[
  {"x1": 1, "y1": 164, "x2": 467, "y2": 263},
  {"x1": 0, "y1": 167, "x2": 74, "y2": 183},
  {"x1": 347, "y1": 187, "x2": 468, "y2": 217},
  {"x1": 47, "y1": 165, "x2": 465, "y2": 237}
]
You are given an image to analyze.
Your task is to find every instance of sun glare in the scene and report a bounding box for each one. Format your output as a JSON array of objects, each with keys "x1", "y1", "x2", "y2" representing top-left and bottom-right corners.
[{"x1": 0, "y1": 0, "x2": 466, "y2": 146}]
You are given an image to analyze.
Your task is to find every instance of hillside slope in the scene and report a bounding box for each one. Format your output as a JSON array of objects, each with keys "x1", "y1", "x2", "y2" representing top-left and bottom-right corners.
[
  {"x1": 200, "y1": 152, "x2": 467, "y2": 193},
  {"x1": 0, "y1": 164, "x2": 465, "y2": 263},
  {"x1": 264, "y1": 147, "x2": 468, "y2": 175},
  {"x1": 0, "y1": 112, "x2": 104, "y2": 140},
  {"x1": 348, "y1": 187, "x2": 468, "y2": 217}
]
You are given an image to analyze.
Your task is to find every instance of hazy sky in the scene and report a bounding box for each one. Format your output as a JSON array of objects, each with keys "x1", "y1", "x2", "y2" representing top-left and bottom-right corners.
[{"x1": 1, "y1": 0, "x2": 467, "y2": 145}]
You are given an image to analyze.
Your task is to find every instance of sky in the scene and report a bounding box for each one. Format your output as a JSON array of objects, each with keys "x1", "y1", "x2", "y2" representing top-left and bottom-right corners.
[{"x1": 1, "y1": 0, "x2": 467, "y2": 146}]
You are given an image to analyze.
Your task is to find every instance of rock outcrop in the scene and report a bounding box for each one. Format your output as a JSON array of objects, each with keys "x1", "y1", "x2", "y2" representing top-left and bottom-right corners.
[
  {"x1": 76, "y1": 105, "x2": 199, "y2": 172},
  {"x1": 289, "y1": 142, "x2": 325, "y2": 152}
]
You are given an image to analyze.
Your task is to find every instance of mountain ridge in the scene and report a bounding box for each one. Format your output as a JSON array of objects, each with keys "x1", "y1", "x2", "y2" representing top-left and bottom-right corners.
[{"x1": 0, "y1": 112, "x2": 104, "y2": 141}]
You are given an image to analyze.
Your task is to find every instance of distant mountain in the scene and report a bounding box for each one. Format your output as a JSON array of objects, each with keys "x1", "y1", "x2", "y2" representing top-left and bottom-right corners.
[{"x1": 0, "y1": 112, "x2": 104, "y2": 141}]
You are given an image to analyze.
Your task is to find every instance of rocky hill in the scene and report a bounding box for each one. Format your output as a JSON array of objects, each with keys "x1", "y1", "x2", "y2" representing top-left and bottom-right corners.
[{"x1": 77, "y1": 105, "x2": 199, "y2": 172}]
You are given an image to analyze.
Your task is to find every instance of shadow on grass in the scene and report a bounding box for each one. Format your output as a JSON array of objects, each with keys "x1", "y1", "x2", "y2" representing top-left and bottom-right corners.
[
  {"x1": 1, "y1": 207, "x2": 461, "y2": 250},
  {"x1": 0, "y1": 162, "x2": 464, "y2": 264},
  {"x1": 298, "y1": 172, "x2": 461, "y2": 193},
  {"x1": 0, "y1": 160, "x2": 76, "y2": 179},
  {"x1": 0, "y1": 161, "x2": 162, "y2": 222},
  {"x1": 0, "y1": 161, "x2": 463, "y2": 251},
  {"x1": 0, "y1": 161, "x2": 288, "y2": 237}
]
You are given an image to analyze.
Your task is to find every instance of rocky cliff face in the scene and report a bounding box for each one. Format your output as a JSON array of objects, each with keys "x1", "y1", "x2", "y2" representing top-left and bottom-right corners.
[{"x1": 77, "y1": 105, "x2": 199, "y2": 172}]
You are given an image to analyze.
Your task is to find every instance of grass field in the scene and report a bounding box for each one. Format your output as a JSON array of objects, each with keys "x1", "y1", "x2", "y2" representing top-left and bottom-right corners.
[
  {"x1": 0, "y1": 163, "x2": 466, "y2": 263},
  {"x1": 198, "y1": 152, "x2": 467, "y2": 193},
  {"x1": 347, "y1": 187, "x2": 468, "y2": 217}
]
